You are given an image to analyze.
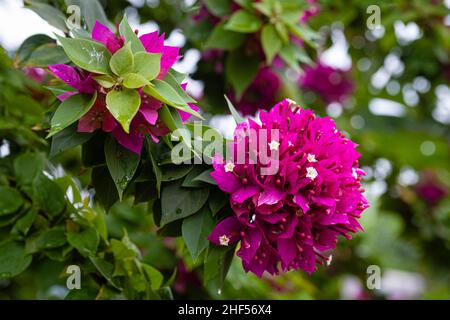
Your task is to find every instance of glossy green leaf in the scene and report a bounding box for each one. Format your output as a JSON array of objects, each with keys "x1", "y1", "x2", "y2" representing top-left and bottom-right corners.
[
  {"x1": 225, "y1": 10, "x2": 262, "y2": 33},
  {"x1": 119, "y1": 15, "x2": 145, "y2": 53},
  {"x1": 134, "y1": 52, "x2": 161, "y2": 81},
  {"x1": 106, "y1": 89, "x2": 141, "y2": 133},
  {"x1": 160, "y1": 180, "x2": 210, "y2": 226},
  {"x1": 0, "y1": 242, "x2": 32, "y2": 279},
  {"x1": 261, "y1": 24, "x2": 282, "y2": 64},
  {"x1": 110, "y1": 42, "x2": 134, "y2": 76},
  {"x1": 27, "y1": 43, "x2": 69, "y2": 67},
  {"x1": 48, "y1": 92, "x2": 97, "y2": 138},
  {"x1": 104, "y1": 136, "x2": 140, "y2": 200},
  {"x1": 203, "y1": 0, "x2": 232, "y2": 16},
  {"x1": 224, "y1": 95, "x2": 245, "y2": 124},
  {"x1": 123, "y1": 73, "x2": 150, "y2": 89},
  {"x1": 182, "y1": 206, "x2": 215, "y2": 261},
  {"x1": 56, "y1": 35, "x2": 112, "y2": 74},
  {"x1": 67, "y1": 227, "x2": 100, "y2": 256},
  {"x1": 205, "y1": 22, "x2": 245, "y2": 50},
  {"x1": 93, "y1": 74, "x2": 115, "y2": 88},
  {"x1": 50, "y1": 124, "x2": 94, "y2": 158},
  {"x1": 0, "y1": 186, "x2": 24, "y2": 216},
  {"x1": 33, "y1": 174, "x2": 66, "y2": 217}
]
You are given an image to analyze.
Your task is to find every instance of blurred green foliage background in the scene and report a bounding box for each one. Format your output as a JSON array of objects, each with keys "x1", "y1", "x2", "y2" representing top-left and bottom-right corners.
[{"x1": 0, "y1": 0, "x2": 449, "y2": 299}]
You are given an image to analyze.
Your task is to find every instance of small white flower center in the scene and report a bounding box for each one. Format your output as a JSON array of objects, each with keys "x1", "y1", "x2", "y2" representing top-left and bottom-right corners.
[
  {"x1": 224, "y1": 162, "x2": 235, "y2": 173},
  {"x1": 219, "y1": 235, "x2": 230, "y2": 246},
  {"x1": 268, "y1": 140, "x2": 280, "y2": 151},
  {"x1": 352, "y1": 168, "x2": 358, "y2": 179},
  {"x1": 307, "y1": 153, "x2": 317, "y2": 163},
  {"x1": 326, "y1": 254, "x2": 333, "y2": 266},
  {"x1": 306, "y1": 167, "x2": 318, "y2": 180},
  {"x1": 286, "y1": 98, "x2": 297, "y2": 106}
]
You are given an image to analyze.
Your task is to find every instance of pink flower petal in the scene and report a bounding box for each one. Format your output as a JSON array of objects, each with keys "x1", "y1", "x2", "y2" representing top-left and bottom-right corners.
[
  {"x1": 208, "y1": 216, "x2": 243, "y2": 246},
  {"x1": 139, "y1": 31, "x2": 164, "y2": 53},
  {"x1": 92, "y1": 21, "x2": 122, "y2": 53},
  {"x1": 232, "y1": 186, "x2": 260, "y2": 204},
  {"x1": 48, "y1": 64, "x2": 81, "y2": 90},
  {"x1": 258, "y1": 188, "x2": 285, "y2": 206},
  {"x1": 158, "y1": 46, "x2": 180, "y2": 79}
]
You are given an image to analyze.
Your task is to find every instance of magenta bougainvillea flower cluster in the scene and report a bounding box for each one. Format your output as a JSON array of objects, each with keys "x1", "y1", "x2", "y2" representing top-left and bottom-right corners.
[
  {"x1": 208, "y1": 99, "x2": 368, "y2": 277},
  {"x1": 48, "y1": 21, "x2": 198, "y2": 154}
]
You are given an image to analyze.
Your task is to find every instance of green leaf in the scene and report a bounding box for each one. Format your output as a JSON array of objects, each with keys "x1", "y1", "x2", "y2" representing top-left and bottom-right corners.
[
  {"x1": 225, "y1": 50, "x2": 260, "y2": 99},
  {"x1": 16, "y1": 34, "x2": 55, "y2": 63},
  {"x1": 205, "y1": 22, "x2": 245, "y2": 50},
  {"x1": 0, "y1": 242, "x2": 32, "y2": 279},
  {"x1": 13, "y1": 209, "x2": 38, "y2": 235},
  {"x1": 104, "y1": 136, "x2": 140, "y2": 200},
  {"x1": 208, "y1": 191, "x2": 228, "y2": 215},
  {"x1": 33, "y1": 174, "x2": 66, "y2": 217},
  {"x1": 56, "y1": 35, "x2": 112, "y2": 74},
  {"x1": 204, "y1": 245, "x2": 235, "y2": 291},
  {"x1": 0, "y1": 186, "x2": 24, "y2": 216},
  {"x1": 92, "y1": 167, "x2": 119, "y2": 212},
  {"x1": 27, "y1": 43, "x2": 69, "y2": 67},
  {"x1": 144, "y1": 80, "x2": 185, "y2": 106},
  {"x1": 193, "y1": 169, "x2": 216, "y2": 185},
  {"x1": 123, "y1": 73, "x2": 150, "y2": 89},
  {"x1": 234, "y1": 0, "x2": 254, "y2": 11},
  {"x1": 279, "y1": 45, "x2": 300, "y2": 71},
  {"x1": 50, "y1": 124, "x2": 94, "y2": 158},
  {"x1": 119, "y1": 15, "x2": 145, "y2": 53},
  {"x1": 106, "y1": 89, "x2": 141, "y2": 133},
  {"x1": 224, "y1": 95, "x2": 245, "y2": 124},
  {"x1": 160, "y1": 180, "x2": 210, "y2": 226},
  {"x1": 26, "y1": 2, "x2": 68, "y2": 32},
  {"x1": 89, "y1": 257, "x2": 122, "y2": 290},
  {"x1": 161, "y1": 165, "x2": 193, "y2": 182},
  {"x1": 182, "y1": 206, "x2": 215, "y2": 261},
  {"x1": 13, "y1": 152, "x2": 45, "y2": 193},
  {"x1": 253, "y1": 1, "x2": 273, "y2": 16},
  {"x1": 275, "y1": 21, "x2": 289, "y2": 43},
  {"x1": 203, "y1": 0, "x2": 232, "y2": 16},
  {"x1": 225, "y1": 10, "x2": 262, "y2": 33},
  {"x1": 261, "y1": 24, "x2": 282, "y2": 64},
  {"x1": 110, "y1": 43, "x2": 134, "y2": 76},
  {"x1": 134, "y1": 52, "x2": 161, "y2": 81},
  {"x1": 36, "y1": 228, "x2": 67, "y2": 249},
  {"x1": 93, "y1": 74, "x2": 115, "y2": 88},
  {"x1": 48, "y1": 92, "x2": 97, "y2": 138},
  {"x1": 182, "y1": 166, "x2": 208, "y2": 188},
  {"x1": 110, "y1": 239, "x2": 136, "y2": 260},
  {"x1": 145, "y1": 138, "x2": 163, "y2": 197},
  {"x1": 162, "y1": 72, "x2": 197, "y2": 104},
  {"x1": 167, "y1": 69, "x2": 186, "y2": 83},
  {"x1": 287, "y1": 23, "x2": 319, "y2": 48},
  {"x1": 67, "y1": 227, "x2": 100, "y2": 256},
  {"x1": 141, "y1": 264, "x2": 164, "y2": 290}
]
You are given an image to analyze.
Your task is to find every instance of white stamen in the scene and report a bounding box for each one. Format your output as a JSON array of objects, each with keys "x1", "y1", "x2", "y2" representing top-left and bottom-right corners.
[
  {"x1": 307, "y1": 153, "x2": 317, "y2": 163},
  {"x1": 219, "y1": 235, "x2": 230, "y2": 246},
  {"x1": 268, "y1": 140, "x2": 280, "y2": 151},
  {"x1": 352, "y1": 168, "x2": 358, "y2": 179},
  {"x1": 326, "y1": 254, "x2": 333, "y2": 266},
  {"x1": 286, "y1": 98, "x2": 297, "y2": 106},
  {"x1": 250, "y1": 214, "x2": 256, "y2": 223},
  {"x1": 306, "y1": 167, "x2": 318, "y2": 180},
  {"x1": 224, "y1": 162, "x2": 235, "y2": 173}
]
